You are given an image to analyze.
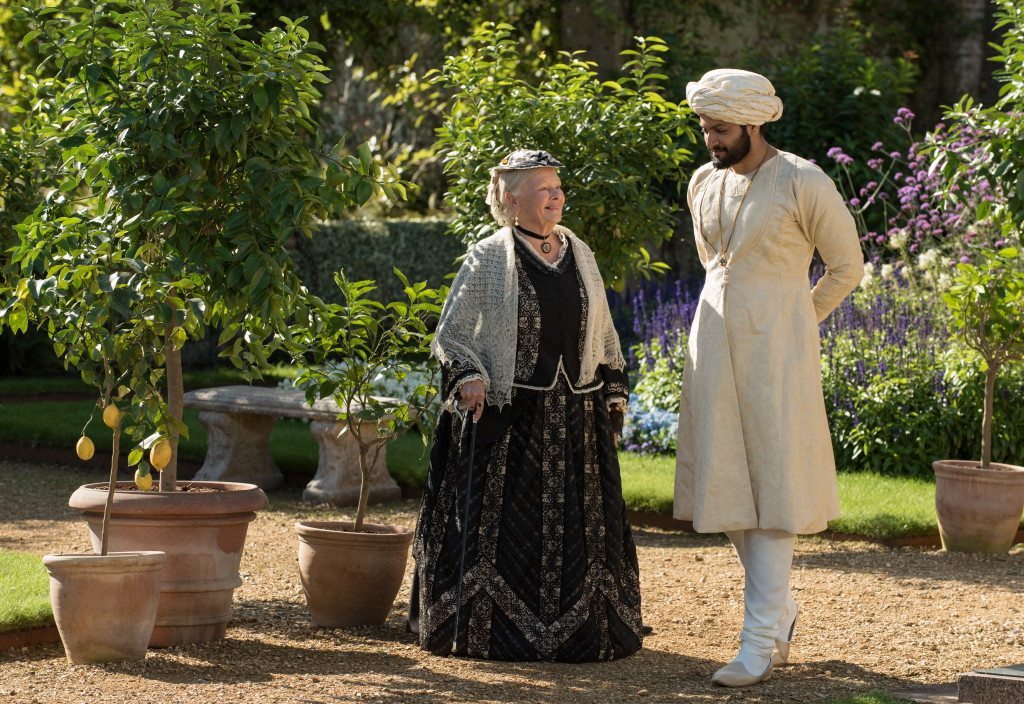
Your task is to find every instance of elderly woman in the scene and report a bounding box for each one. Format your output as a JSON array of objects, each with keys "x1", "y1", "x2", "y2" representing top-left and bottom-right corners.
[{"x1": 409, "y1": 149, "x2": 643, "y2": 661}]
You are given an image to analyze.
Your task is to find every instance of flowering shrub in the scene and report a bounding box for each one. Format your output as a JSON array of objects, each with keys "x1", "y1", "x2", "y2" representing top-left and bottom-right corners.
[
  {"x1": 826, "y1": 108, "x2": 1004, "y2": 279},
  {"x1": 621, "y1": 393, "x2": 678, "y2": 455},
  {"x1": 632, "y1": 337, "x2": 685, "y2": 414},
  {"x1": 616, "y1": 275, "x2": 1024, "y2": 473},
  {"x1": 824, "y1": 284, "x2": 1024, "y2": 475}
]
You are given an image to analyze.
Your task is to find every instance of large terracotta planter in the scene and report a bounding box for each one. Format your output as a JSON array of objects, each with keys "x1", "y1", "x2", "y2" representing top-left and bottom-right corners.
[
  {"x1": 44, "y1": 551, "x2": 165, "y2": 664},
  {"x1": 295, "y1": 521, "x2": 412, "y2": 628},
  {"x1": 933, "y1": 459, "x2": 1024, "y2": 553},
  {"x1": 69, "y1": 481, "x2": 267, "y2": 646}
]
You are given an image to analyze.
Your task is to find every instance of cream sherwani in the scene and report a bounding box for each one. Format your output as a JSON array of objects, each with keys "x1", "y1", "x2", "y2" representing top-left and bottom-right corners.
[{"x1": 674, "y1": 150, "x2": 863, "y2": 535}]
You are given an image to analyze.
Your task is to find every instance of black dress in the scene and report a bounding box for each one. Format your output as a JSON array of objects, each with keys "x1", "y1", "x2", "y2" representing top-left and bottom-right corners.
[{"x1": 410, "y1": 235, "x2": 643, "y2": 662}]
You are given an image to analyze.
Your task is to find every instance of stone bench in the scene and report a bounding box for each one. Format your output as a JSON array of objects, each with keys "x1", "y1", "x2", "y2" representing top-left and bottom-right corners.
[{"x1": 183, "y1": 385, "x2": 402, "y2": 506}]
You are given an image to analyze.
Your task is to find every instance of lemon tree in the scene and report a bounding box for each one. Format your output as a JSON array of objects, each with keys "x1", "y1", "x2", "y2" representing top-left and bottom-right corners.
[{"x1": 1, "y1": 0, "x2": 407, "y2": 493}]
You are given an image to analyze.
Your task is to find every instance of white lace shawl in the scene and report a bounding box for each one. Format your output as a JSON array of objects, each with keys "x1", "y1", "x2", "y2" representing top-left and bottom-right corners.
[{"x1": 431, "y1": 226, "x2": 626, "y2": 410}]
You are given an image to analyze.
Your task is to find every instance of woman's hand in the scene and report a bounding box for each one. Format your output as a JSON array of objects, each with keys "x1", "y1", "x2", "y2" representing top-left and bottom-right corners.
[{"x1": 459, "y1": 379, "x2": 486, "y2": 422}]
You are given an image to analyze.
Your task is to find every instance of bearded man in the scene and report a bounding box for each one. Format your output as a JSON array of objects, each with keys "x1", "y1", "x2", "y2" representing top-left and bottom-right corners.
[{"x1": 674, "y1": 69, "x2": 864, "y2": 687}]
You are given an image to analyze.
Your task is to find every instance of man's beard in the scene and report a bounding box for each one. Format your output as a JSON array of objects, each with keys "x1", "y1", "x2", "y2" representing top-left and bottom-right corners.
[{"x1": 710, "y1": 128, "x2": 751, "y2": 169}]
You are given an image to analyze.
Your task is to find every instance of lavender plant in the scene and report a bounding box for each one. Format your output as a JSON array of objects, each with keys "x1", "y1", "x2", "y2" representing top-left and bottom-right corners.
[{"x1": 618, "y1": 274, "x2": 1024, "y2": 472}]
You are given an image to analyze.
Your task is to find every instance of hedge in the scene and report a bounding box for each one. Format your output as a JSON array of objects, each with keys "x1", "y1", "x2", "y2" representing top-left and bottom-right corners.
[{"x1": 293, "y1": 218, "x2": 464, "y2": 303}]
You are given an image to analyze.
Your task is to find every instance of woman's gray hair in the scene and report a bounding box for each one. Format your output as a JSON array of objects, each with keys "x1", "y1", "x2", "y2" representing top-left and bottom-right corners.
[{"x1": 485, "y1": 168, "x2": 546, "y2": 227}]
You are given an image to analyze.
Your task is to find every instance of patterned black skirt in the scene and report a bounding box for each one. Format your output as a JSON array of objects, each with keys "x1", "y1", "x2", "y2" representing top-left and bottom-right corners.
[{"x1": 410, "y1": 376, "x2": 643, "y2": 661}]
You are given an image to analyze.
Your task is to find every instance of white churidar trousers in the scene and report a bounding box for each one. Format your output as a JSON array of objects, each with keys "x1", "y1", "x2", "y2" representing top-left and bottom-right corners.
[{"x1": 725, "y1": 528, "x2": 796, "y2": 657}]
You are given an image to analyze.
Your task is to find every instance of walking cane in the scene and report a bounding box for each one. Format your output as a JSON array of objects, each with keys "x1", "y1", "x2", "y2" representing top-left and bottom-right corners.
[{"x1": 451, "y1": 409, "x2": 478, "y2": 655}]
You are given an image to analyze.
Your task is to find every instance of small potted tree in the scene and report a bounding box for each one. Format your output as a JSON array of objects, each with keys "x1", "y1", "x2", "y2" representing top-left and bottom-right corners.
[
  {"x1": 931, "y1": 0, "x2": 1024, "y2": 553},
  {"x1": 933, "y1": 247, "x2": 1024, "y2": 553},
  {"x1": 5, "y1": 0, "x2": 402, "y2": 645},
  {"x1": 293, "y1": 269, "x2": 442, "y2": 628},
  {"x1": 44, "y1": 367, "x2": 165, "y2": 664}
]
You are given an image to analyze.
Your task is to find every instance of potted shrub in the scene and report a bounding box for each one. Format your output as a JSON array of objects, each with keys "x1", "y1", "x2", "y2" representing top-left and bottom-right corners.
[
  {"x1": 933, "y1": 247, "x2": 1024, "y2": 553},
  {"x1": 931, "y1": 0, "x2": 1024, "y2": 553},
  {"x1": 4, "y1": 0, "x2": 402, "y2": 645},
  {"x1": 44, "y1": 383, "x2": 165, "y2": 664},
  {"x1": 293, "y1": 270, "x2": 442, "y2": 628}
]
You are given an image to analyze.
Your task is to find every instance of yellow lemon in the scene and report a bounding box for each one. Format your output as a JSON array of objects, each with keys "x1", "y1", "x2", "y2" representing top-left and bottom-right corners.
[
  {"x1": 102, "y1": 404, "x2": 121, "y2": 429},
  {"x1": 134, "y1": 467, "x2": 153, "y2": 491},
  {"x1": 149, "y1": 438, "x2": 172, "y2": 471},
  {"x1": 75, "y1": 436, "x2": 95, "y2": 461}
]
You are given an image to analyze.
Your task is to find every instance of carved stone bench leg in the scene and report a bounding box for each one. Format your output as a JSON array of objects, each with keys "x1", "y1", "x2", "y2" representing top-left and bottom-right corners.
[
  {"x1": 192, "y1": 411, "x2": 283, "y2": 490},
  {"x1": 303, "y1": 420, "x2": 401, "y2": 506}
]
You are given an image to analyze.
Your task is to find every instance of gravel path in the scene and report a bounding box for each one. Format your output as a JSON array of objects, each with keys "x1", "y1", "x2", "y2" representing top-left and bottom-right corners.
[{"x1": 2, "y1": 460, "x2": 1023, "y2": 703}]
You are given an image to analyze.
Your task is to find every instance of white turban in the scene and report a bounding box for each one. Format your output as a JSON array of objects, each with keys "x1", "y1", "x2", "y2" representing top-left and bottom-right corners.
[{"x1": 685, "y1": 68, "x2": 783, "y2": 126}]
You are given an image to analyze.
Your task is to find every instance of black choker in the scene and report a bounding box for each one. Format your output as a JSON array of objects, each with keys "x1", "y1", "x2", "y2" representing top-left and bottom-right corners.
[{"x1": 515, "y1": 224, "x2": 553, "y2": 253}]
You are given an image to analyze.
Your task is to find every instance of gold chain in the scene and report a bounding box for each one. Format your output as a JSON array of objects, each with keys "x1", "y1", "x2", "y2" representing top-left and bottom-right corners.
[{"x1": 699, "y1": 148, "x2": 772, "y2": 267}]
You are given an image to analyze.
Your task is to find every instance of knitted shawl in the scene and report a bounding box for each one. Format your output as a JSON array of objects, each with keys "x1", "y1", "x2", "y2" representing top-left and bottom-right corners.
[{"x1": 431, "y1": 226, "x2": 626, "y2": 410}]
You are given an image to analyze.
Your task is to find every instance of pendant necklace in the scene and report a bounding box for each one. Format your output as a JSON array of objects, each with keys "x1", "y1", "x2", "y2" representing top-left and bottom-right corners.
[
  {"x1": 698, "y1": 148, "x2": 772, "y2": 269},
  {"x1": 515, "y1": 224, "x2": 554, "y2": 253}
]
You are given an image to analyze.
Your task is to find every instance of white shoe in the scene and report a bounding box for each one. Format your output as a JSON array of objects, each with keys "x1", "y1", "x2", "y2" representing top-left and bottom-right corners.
[
  {"x1": 712, "y1": 657, "x2": 773, "y2": 687},
  {"x1": 771, "y1": 598, "x2": 798, "y2": 667}
]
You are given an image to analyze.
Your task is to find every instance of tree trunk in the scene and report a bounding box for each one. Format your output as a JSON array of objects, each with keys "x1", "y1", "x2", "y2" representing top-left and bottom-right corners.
[
  {"x1": 160, "y1": 318, "x2": 184, "y2": 492},
  {"x1": 100, "y1": 423, "x2": 121, "y2": 556},
  {"x1": 951, "y1": 0, "x2": 991, "y2": 99},
  {"x1": 561, "y1": 0, "x2": 628, "y2": 78},
  {"x1": 981, "y1": 362, "x2": 998, "y2": 469},
  {"x1": 353, "y1": 444, "x2": 371, "y2": 532}
]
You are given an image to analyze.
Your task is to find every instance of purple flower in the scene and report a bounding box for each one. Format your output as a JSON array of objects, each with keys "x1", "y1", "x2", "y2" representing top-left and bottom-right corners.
[
  {"x1": 894, "y1": 107, "x2": 916, "y2": 124},
  {"x1": 849, "y1": 197, "x2": 861, "y2": 207},
  {"x1": 871, "y1": 141, "x2": 884, "y2": 151}
]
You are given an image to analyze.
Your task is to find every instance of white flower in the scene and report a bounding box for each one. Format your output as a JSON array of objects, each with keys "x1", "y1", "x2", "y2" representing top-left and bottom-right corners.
[
  {"x1": 880, "y1": 263, "x2": 895, "y2": 281},
  {"x1": 860, "y1": 263, "x2": 876, "y2": 289},
  {"x1": 917, "y1": 249, "x2": 941, "y2": 270},
  {"x1": 888, "y1": 229, "x2": 910, "y2": 250},
  {"x1": 937, "y1": 273, "x2": 953, "y2": 290}
]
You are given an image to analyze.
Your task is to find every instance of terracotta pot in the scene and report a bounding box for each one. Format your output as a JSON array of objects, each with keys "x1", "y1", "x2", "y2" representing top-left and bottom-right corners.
[
  {"x1": 295, "y1": 521, "x2": 413, "y2": 628},
  {"x1": 68, "y1": 481, "x2": 267, "y2": 647},
  {"x1": 44, "y1": 551, "x2": 165, "y2": 664},
  {"x1": 933, "y1": 459, "x2": 1024, "y2": 553}
]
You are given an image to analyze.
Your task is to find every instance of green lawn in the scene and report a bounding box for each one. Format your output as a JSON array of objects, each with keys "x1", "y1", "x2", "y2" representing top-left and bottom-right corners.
[
  {"x1": 0, "y1": 391, "x2": 960, "y2": 540},
  {"x1": 617, "y1": 453, "x2": 944, "y2": 539},
  {"x1": 0, "y1": 550, "x2": 53, "y2": 634}
]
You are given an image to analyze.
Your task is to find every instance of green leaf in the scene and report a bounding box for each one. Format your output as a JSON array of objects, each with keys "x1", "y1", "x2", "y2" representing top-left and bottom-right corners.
[
  {"x1": 355, "y1": 180, "x2": 373, "y2": 204},
  {"x1": 357, "y1": 143, "x2": 374, "y2": 173}
]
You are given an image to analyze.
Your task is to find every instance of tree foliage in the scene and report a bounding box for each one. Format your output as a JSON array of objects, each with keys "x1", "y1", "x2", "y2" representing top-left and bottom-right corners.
[
  {"x1": 295, "y1": 269, "x2": 443, "y2": 531},
  {"x1": 435, "y1": 23, "x2": 696, "y2": 287},
  {"x1": 1, "y1": 0, "x2": 404, "y2": 486}
]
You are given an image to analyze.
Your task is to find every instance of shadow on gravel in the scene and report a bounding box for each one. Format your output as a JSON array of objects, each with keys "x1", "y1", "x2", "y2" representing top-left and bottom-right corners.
[{"x1": 794, "y1": 542, "x2": 1024, "y2": 593}]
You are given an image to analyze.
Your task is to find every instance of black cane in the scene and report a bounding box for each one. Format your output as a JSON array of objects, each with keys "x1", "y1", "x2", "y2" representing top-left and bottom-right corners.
[{"x1": 451, "y1": 410, "x2": 478, "y2": 655}]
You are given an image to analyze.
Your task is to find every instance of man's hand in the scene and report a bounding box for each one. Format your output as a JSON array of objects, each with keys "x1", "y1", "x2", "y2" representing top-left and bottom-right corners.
[{"x1": 459, "y1": 379, "x2": 486, "y2": 422}]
